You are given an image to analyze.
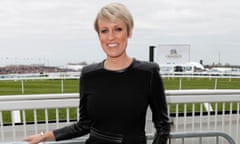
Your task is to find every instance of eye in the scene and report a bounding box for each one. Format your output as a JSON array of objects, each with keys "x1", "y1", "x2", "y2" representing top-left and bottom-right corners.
[
  {"x1": 100, "y1": 29, "x2": 108, "y2": 34},
  {"x1": 115, "y1": 27, "x2": 122, "y2": 32}
]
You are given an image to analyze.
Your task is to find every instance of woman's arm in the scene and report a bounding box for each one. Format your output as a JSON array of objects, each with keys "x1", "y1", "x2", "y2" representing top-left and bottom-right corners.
[
  {"x1": 52, "y1": 67, "x2": 91, "y2": 141},
  {"x1": 23, "y1": 67, "x2": 91, "y2": 143},
  {"x1": 149, "y1": 63, "x2": 171, "y2": 144}
]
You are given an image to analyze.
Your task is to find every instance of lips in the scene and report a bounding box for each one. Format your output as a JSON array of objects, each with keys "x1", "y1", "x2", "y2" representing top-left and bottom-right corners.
[{"x1": 107, "y1": 43, "x2": 118, "y2": 48}]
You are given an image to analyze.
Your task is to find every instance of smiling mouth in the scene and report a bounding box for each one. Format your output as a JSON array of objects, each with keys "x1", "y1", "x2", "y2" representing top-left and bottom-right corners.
[{"x1": 108, "y1": 43, "x2": 118, "y2": 48}]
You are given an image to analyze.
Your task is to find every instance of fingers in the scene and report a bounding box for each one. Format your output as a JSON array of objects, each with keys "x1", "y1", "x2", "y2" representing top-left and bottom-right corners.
[{"x1": 23, "y1": 134, "x2": 42, "y2": 144}]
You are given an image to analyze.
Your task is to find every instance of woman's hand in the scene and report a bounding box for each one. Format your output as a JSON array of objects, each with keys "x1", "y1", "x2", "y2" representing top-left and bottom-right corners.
[
  {"x1": 23, "y1": 131, "x2": 55, "y2": 144},
  {"x1": 23, "y1": 133, "x2": 45, "y2": 144}
]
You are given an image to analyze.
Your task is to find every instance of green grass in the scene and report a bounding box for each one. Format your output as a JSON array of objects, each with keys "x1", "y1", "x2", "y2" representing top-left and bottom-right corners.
[
  {"x1": 0, "y1": 80, "x2": 22, "y2": 95},
  {"x1": 0, "y1": 79, "x2": 79, "y2": 95},
  {"x1": 0, "y1": 79, "x2": 80, "y2": 124},
  {"x1": 0, "y1": 77, "x2": 239, "y2": 96},
  {"x1": 163, "y1": 77, "x2": 240, "y2": 90},
  {"x1": 0, "y1": 77, "x2": 239, "y2": 123}
]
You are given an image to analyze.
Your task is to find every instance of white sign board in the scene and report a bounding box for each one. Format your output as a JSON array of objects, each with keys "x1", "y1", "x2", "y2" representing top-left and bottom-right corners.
[{"x1": 155, "y1": 44, "x2": 190, "y2": 64}]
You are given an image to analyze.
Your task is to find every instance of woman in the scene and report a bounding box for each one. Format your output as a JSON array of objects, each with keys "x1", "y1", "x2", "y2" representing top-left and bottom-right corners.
[{"x1": 23, "y1": 2, "x2": 170, "y2": 144}]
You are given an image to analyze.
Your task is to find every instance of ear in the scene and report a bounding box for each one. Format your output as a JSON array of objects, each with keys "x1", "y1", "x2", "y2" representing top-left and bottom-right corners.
[{"x1": 128, "y1": 28, "x2": 133, "y2": 38}]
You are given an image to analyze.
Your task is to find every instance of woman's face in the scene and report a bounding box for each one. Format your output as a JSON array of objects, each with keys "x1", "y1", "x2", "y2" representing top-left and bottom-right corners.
[{"x1": 98, "y1": 19, "x2": 132, "y2": 59}]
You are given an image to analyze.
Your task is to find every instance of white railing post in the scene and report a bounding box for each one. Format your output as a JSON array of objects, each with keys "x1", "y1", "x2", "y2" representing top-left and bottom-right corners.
[
  {"x1": 11, "y1": 110, "x2": 21, "y2": 123},
  {"x1": 214, "y1": 78, "x2": 218, "y2": 89},
  {"x1": 61, "y1": 79, "x2": 64, "y2": 93},
  {"x1": 179, "y1": 78, "x2": 182, "y2": 90},
  {"x1": 11, "y1": 79, "x2": 24, "y2": 124},
  {"x1": 21, "y1": 79, "x2": 24, "y2": 94}
]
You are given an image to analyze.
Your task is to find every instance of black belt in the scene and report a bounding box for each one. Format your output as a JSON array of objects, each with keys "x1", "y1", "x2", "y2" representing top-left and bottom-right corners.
[{"x1": 90, "y1": 128, "x2": 123, "y2": 143}]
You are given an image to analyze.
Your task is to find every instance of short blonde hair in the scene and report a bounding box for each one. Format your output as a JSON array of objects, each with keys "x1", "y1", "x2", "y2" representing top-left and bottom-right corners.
[{"x1": 94, "y1": 2, "x2": 134, "y2": 36}]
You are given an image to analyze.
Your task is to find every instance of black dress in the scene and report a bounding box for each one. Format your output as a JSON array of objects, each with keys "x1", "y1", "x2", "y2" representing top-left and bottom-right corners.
[{"x1": 53, "y1": 59, "x2": 171, "y2": 144}]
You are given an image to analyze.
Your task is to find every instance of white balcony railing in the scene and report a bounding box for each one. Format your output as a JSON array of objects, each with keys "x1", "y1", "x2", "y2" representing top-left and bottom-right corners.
[{"x1": 0, "y1": 90, "x2": 240, "y2": 144}]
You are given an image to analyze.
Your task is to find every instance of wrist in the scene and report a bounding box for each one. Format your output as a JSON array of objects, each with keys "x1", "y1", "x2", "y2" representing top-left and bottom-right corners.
[{"x1": 40, "y1": 131, "x2": 47, "y2": 142}]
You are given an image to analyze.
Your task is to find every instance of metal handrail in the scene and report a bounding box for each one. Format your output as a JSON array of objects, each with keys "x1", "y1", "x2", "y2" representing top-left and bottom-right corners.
[{"x1": 168, "y1": 131, "x2": 236, "y2": 144}]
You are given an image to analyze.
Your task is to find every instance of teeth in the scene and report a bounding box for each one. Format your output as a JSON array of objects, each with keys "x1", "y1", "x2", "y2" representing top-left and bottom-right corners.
[{"x1": 108, "y1": 43, "x2": 118, "y2": 47}]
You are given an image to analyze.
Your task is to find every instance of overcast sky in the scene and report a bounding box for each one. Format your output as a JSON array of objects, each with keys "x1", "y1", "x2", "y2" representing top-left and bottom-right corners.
[{"x1": 0, "y1": 0, "x2": 240, "y2": 66}]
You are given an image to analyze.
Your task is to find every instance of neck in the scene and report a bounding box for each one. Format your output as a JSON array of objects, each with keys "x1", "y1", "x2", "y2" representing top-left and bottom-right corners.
[{"x1": 104, "y1": 55, "x2": 133, "y2": 71}]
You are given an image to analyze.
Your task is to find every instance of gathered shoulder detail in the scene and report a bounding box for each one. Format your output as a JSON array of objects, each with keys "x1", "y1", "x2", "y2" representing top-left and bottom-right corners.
[
  {"x1": 133, "y1": 60, "x2": 160, "y2": 72},
  {"x1": 82, "y1": 62, "x2": 103, "y2": 74}
]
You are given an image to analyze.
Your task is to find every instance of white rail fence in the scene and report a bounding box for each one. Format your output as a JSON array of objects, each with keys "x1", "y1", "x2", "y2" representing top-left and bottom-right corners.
[
  {"x1": 0, "y1": 71, "x2": 240, "y2": 81},
  {"x1": 0, "y1": 90, "x2": 239, "y2": 143},
  {"x1": 165, "y1": 90, "x2": 240, "y2": 144}
]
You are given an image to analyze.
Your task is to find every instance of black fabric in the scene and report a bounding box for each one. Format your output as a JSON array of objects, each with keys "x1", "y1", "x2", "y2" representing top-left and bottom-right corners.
[
  {"x1": 53, "y1": 59, "x2": 170, "y2": 144},
  {"x1": 90, "y1": 128, "x2": 123, "y2": 143}
]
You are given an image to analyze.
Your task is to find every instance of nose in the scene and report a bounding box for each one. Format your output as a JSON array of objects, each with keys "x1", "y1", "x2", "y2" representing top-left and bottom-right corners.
[{"x1": 108, "y1": 31, "x2": 115, "y2": 40}]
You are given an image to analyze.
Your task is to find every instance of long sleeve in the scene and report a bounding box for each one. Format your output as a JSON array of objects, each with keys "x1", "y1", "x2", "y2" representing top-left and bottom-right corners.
[
  {"x1": 53, "y1": 68, "x2": 92, "y2": 141},
  {"x1": 149, "y1": 63, "x2": 171, "y2": 144}
]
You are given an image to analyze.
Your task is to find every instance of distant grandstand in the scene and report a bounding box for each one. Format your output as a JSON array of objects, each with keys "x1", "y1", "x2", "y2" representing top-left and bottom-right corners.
[{"x1": 0, "y1": 64, "x2": 72, "y2": 75}]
